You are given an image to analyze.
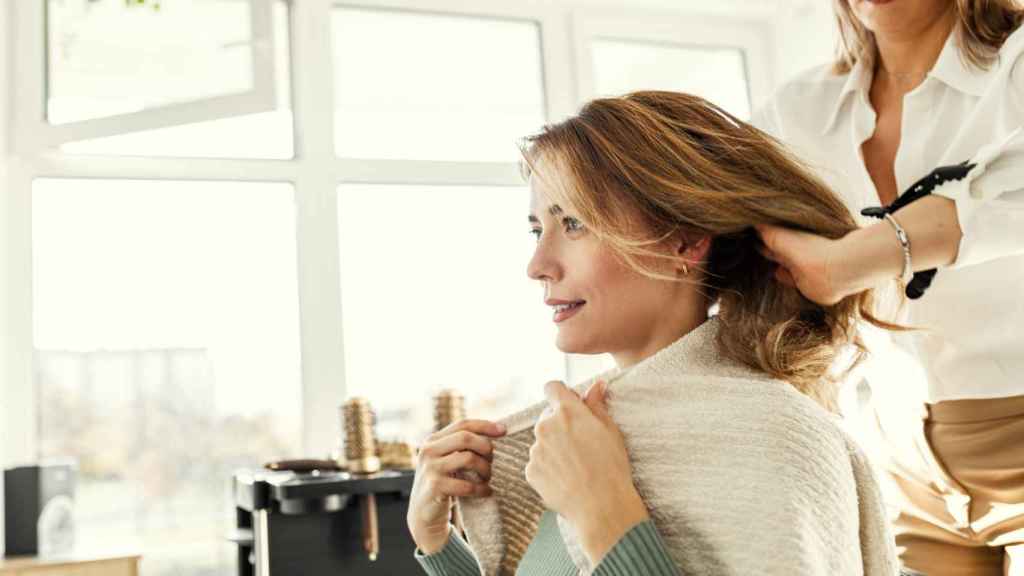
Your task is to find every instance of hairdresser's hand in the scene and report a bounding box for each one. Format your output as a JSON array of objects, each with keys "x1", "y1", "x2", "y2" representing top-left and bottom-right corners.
[
  {"x1": 407, "y1": 419, "x2": 506, "y2": 554},
  {"x1": 526, "y1": 380, "x2": 650, "y2": 565},
  {"x1": 755, "y1": 223, "x2": 849, "y2": 305}
]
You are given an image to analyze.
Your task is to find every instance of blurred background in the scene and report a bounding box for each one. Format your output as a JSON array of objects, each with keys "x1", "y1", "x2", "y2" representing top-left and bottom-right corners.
[{"x1": 0, "y1": 0, "x2": 837, "y2": 574}]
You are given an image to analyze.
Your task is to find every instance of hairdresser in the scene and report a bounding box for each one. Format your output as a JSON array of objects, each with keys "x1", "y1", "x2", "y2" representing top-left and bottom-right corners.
[{"x1": 751, "y1": 1, "x2": 1024, "y2": 574}]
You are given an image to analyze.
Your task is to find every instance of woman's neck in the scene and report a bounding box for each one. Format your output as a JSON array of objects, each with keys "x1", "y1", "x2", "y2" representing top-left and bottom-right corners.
[
  {"x1": 611, "y1": 308, "x2": 709, "y2": 370},
  {"x1": 873, "y1": 8, "x2": 957, "y2": 91}
]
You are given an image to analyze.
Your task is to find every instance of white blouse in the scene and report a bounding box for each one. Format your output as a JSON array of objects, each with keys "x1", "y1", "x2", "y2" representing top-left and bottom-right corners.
[{"x1": 752, "y1": 27, "x2": 1024, "y2": 403}]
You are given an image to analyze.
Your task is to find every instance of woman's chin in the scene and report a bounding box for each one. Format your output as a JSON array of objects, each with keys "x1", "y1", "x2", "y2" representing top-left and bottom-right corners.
[{"x1": 554, "y1": 332, "x2": 596, "y2": 355}]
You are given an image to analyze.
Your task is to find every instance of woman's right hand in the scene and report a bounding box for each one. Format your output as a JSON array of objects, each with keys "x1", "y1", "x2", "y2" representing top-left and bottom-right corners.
[
  {"x1": 755, "y1": 223, "x2": 847, "y2": 305},
  {"x1": 407, "y1": 418, "x2": 507, "y2": 554}
]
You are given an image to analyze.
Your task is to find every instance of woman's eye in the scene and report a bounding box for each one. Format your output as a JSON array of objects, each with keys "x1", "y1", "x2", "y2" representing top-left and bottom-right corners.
[
  {"x1": 563, "y1": 216, "x2": 585, "y2": 233},
  {"x1": 529, "y1": 228, "x2": 542, "y2": 240}
]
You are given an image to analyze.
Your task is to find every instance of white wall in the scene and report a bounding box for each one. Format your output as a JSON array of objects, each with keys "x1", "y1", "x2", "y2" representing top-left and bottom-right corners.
[
  {"x1": 1, "y1": 0, "x2": 11, "y2": 556},
  {"x1": 772, "y1": 0, "x2": 837, "y2": 86}
]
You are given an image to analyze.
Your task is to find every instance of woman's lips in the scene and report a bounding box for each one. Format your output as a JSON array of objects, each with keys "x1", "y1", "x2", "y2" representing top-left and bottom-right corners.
[{"x1": 553, "y1": 301, "x2": 585, "y2": 323}]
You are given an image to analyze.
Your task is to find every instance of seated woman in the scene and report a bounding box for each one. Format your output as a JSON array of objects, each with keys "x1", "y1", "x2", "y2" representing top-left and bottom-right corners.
[{"x1": 405, "y1": 91, "x2": 899, "y2": 576}]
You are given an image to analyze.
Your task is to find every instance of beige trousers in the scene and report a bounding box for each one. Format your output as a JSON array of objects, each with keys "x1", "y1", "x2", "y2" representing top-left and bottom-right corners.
[{"x1": 871, "y1": 394, "x2": 1024, "y2": 576}]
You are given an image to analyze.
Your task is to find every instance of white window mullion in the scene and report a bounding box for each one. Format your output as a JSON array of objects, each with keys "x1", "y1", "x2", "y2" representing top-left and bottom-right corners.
[
  {"x1": 0, "y1": 0, "x2": 7, "y2": 479},
  {"x1": 26, "y1": 154, "x2": 300, "y2": 183},
  {"x1": 539, "y1": 9, "x2": 578, "y2": 122},
  {"x1": 5, "y1": 2, "x2": 39, "y2": 467},
  {"x1": 336, "y1": 159, "x2": 522, "y2": 187},
  {"x1": 570, "y1": 8, "x2": 597, "y2": 110},
  {"x1": 3, "y1": 157, "x2": 38, "y2": 467},
  {"x1": 292, "y1": 0, "x2": 348, "y2": 458},
  {"x1": 10, "y1": 1, "x2": 46, "y2": 156}
]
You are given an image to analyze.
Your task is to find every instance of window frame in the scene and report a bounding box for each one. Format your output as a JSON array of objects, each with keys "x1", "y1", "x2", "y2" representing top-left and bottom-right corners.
[
  {"x1": 22, "y1": 0, "x2": 279, "y2": 150},
  {"x1": 571, "y1": 7, "x2": 774, "y2": 113},
  {"x1": 2, "y1": 0, "x2": 775, "y2": 473}
]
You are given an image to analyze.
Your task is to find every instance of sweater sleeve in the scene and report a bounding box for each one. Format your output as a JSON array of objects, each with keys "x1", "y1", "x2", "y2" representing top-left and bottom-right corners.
[
  {"x1": 414, "y1": 525, "x2": 483, "y2": 576},
  {"x1": 591, "y1": 519, "x2": 683, "y2": 576}
]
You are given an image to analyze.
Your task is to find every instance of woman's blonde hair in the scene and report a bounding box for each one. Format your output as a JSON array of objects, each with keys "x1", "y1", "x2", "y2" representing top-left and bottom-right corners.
[
  {"x1": 832, "y1": 0, "x2": 1024, "y2": 73},
  {"x1": 521, "y1": 91, "x2": 900, "y2": 412}
]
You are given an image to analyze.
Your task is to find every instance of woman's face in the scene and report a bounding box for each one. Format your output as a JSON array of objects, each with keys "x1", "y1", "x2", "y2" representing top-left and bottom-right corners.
[
  {"x1": 525, "y1": 173, "x2": 704, "y2": 368},
  {"x1": 847, "y1": 0, "x2": 954, "y2": 38}
]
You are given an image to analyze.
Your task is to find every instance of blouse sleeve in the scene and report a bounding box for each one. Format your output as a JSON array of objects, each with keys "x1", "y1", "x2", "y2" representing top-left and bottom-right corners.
[
  {"x1": 926, "y1": 51, "x2": 1024, "y2": 270},
  {"x1": 932, "y1": 124, "x2": 1024, "y2": 269},
  {"x1": 750, "y1": 98, "x2": 782, "y2": 138}
]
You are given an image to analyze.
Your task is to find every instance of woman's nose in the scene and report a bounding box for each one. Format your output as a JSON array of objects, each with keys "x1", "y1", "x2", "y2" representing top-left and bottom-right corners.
[{"x1": 527, "y1": 242, "x2": 560, "y2": 283}]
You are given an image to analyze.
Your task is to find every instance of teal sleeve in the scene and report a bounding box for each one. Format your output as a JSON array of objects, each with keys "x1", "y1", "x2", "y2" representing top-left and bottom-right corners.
[
  {"x1": 591, "y1": 519, "x2": 683, "y2": 576},
  {"x1": 414, "y1": 526, "x2": 483, "y2": 576}
]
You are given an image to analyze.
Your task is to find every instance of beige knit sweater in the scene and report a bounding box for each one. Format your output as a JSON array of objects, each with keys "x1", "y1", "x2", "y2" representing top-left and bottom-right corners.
[{"x1": 457, "y1": 316, "x2": 898, "y2": 576}]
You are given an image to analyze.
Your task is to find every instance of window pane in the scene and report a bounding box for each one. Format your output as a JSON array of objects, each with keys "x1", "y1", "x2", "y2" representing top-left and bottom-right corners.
[
  {"x1": 591, "y1": 39, "x2": 751, "y2": 120},
  {"x1": 48, "y1": 0, "x2": 259, "y2": 124},
  {"x1": 56, "y1": 1, "x2": 294, "y2": 159},
  {"x1": 33, "y1": 179, "x2": 302, "y2": 576},
  {"x1": 332, "y1": 8, "x2": 547, "y2": 161},
  {"x1": 337, "y1": 185, "x2": 564, "y2": 442}
]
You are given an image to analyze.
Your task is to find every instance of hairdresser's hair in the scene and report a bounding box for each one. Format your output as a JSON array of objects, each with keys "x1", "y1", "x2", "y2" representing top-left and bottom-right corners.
[
  {"x1": 521, "y1": 91, "x2": 901, "y2": 412},
  {"x1": 832, "y1": 0, "x2": 1024, "y2": 73}
]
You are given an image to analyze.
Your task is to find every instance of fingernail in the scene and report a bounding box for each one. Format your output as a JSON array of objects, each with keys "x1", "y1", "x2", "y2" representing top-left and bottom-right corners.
[{"x1": 495, "y1": 423, "x2": 506, "y2": 434}]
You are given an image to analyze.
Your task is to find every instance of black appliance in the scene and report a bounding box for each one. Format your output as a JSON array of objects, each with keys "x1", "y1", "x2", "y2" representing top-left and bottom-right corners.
[
  {"x1": 3, "y1": 462, "x2": 77, "y2": 557},
  {"x1": 231, "y1": 468, "x2": 421, "y2": 575}
]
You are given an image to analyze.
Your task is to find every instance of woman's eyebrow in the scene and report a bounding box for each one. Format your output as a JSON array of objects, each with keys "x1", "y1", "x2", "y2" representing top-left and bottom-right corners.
[{"x1": 527, "y1": 204, "x2": 564, "y2": 223}]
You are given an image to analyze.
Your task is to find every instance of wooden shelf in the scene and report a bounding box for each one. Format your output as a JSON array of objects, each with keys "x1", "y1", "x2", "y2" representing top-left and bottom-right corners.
[{"x1": 0, "y1": 552, "x2": 140, "y2": 576}]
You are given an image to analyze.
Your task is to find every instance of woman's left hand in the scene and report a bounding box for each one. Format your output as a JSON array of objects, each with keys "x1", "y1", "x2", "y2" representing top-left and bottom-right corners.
[{"x1": 525, "y1": 379, "x2": 650, "y2": 564}]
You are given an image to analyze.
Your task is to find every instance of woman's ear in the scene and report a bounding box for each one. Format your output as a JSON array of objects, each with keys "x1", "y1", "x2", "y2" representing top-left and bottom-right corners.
[{"x1": 675, "y1": 233, "x2": 712, "y2": 271}]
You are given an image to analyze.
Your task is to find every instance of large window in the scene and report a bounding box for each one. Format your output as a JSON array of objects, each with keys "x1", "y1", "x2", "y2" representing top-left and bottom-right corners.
[
  {"x1": 6, "y1": 1, "x2": 771, "y2": 574},
  {"x1": 33, "y1": 180, "x2": 302, "y2": 575}
]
